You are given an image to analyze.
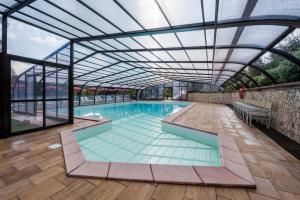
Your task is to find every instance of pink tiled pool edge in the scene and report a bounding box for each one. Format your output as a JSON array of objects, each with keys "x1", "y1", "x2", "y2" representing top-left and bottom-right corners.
[{"x1": 60, "y1": 105, "x2": 256, "y2": 188}]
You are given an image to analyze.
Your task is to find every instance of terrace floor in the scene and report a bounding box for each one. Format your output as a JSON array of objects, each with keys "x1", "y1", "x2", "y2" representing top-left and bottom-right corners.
[{"x1": 0, "y1": 102, "x2": 299, "y2": 200}]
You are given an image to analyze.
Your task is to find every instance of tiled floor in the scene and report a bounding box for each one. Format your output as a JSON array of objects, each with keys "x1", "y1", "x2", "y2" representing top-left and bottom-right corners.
[{"x1": 0, "y1": 102, "x2": 299, "y2": 200}]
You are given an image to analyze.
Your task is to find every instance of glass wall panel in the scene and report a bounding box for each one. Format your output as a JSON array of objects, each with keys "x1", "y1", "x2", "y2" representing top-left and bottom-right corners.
[
  {"x1": 11, "y1": 62, "x2": 44, "y2": 133},
  {"x1": 11, "y1": 101, "x2": 43, "y2": 133},
  {"x1": 158, "y1": 85, "x2": 164, "y2": 99},
  {"x1": 10, "y1": 59, "x2": 70, "y2": 134},
  {"x1": 181, "y1": 87, "x2": 187, "y2": 100},
  {"x1": 106, "y1": 89, "x2": 116, "y2": 103},
  {"x1": 46, "y1": 100, "x2": 69, "y2": 126}
]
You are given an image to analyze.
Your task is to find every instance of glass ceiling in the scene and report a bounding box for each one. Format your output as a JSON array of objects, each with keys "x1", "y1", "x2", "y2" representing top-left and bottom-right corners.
[{"x1": 1, "y1": 0, "x2": 300, "y2": 89}]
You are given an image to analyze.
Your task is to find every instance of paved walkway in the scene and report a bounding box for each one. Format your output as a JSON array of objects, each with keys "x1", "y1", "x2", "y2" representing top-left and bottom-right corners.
[{"x1": 0, "y1": 102, "x2": 299, "y2": 200}]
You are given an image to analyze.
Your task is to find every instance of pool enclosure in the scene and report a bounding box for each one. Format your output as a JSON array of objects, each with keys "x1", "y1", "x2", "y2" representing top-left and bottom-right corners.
[{"x1": 0, "y1": 0, "x2": 299, "y2": 138}]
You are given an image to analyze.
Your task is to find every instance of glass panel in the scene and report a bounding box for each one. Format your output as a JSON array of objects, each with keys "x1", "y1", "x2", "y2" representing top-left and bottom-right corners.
[
  {"x1": 30, "y1": 0, "x2": 102, "y2": 36},
  {"x1": 93, "y1": 41, "x2": 117, "y2": 50},
  {"x1": 223, "y1": 63, "x2": 244, "y2": 71},
  {"x1": 172, "y1": 86, "x2": 180, "y2": 100},
  {"x1": 177, "y1": 30, "x2": 206, "y2": 46},
  {"x1": 238, "y1": 25, "x2": 288, "y2": 46},
  {"x1": 102, "y1": 39, "x2": 129, "y2": 49},
  {"x1": 229, "y1": 49, "x2": 261, "y2": 63},
  {"x1": 186, "y1": 50, "x2": 207, "y2": 61},
  {"x1": 167, "y1": 50, "x2": 189, "y2": 61},
  {"x1": 179, "y1": 63, "x2": 194, "y2": 69},
  {"x1": 218, "y1": 0, "x2": 247, "y2": 20},
  {"x1": 151, "y1": 51, "x2": 174, "y2": 61},
  {"x1": 181, "y1": 87, "x2": 187, "y2": 100},
  {"x1": 117, "y1": 0, "x2": 169, "y2": 29},
  {"x1": 251, "y1": 0, "x2": 300, "y2": 17},
  {"x1": 116, "y1": 37, "x2": 143, "y2": 49},
  {"x1": 11, "y1": 61, "x2": 43, "y2": 101},
  {"x1": 125, "y1": 52, "x2": 148, "y2": 61},
  {"x1": 194, "y1": 63, "x2": 212, "y2": 70},
  {"x1": 1, "y1": 0, "x2": 18, "y2": 7},
  {"x1": 19, "y1": 6, "x2": 88, "y2": 37},
  {"x1": 74, "y1": 43, "x2": 95, "y2": 55},
  {"x1": 214, "y1": 49, "x2": 229, "y2": 61},
  {"x1": 157, "y1": 0, "x2": 203, "y2": 26},
  {"x1": 11, "y1": 12, "x2": 75, "y2": 39},
  {"x1": 79, "y1": 42, "x2": 104, "y2": 51},
  {"x1": 50, "y1": 0, "x2": 120, "y2": 34},
  {"x1": 136, "y1": 51, "x2": 160, "y2": 61},
  {"x1": 220, "y1": 71, "x2": 236, "y2": 76},
  {"x1": 11, "y1": 101, "x2": 43, "y2": 133},
  {"x1": 93, "y1": 53, "x2": 118, "y2": 63},
  {"x1": 11, "y1": 60, "x2": 44, "y2": 133},
  {"x1": 46, "y1": 100, "x2": 69, "y2": 126},
  {"x1": 206, "y1": 29, "x2": 215, "y2": 46},
  {"x1": 132, "y1": 35, "x2": 161, "y2": 48},
  {"x1": 203, "y1": 0, "x2": 215, "y2": 22},
  {"x1": 216, "y1": 27, "x2": 237, "y2": 45},
  {"x1": 45, "y1": 67, "x2": 58, "y2": 99},
  {"x1": 153, "y1": 33, "x2": 181, "y2": 47},
  {"x1": 0, "y1": 5, "x2": 7, "y2": 12},
  {"x1": 11, "y1": 59, "x2": 70, "y2": 133},
  {"x1": 81, "y1": 0, "x2": 142, "y2": 31}
]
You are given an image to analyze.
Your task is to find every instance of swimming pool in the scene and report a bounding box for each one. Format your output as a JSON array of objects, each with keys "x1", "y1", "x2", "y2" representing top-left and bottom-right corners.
[{"x1": 74, "y1": 101, "x2": 221, "y2": 166}]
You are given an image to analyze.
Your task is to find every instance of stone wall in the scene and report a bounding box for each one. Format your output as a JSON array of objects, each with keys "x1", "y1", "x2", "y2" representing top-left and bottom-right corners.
[{"x1": 188, "y1": 82, "x2": 300, "y2": 144}]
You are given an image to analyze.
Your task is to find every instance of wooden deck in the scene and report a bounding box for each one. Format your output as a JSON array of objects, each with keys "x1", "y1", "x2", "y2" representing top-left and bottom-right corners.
[{"x1": 0, "y1": 102, "x2": 299, "y2": 200}]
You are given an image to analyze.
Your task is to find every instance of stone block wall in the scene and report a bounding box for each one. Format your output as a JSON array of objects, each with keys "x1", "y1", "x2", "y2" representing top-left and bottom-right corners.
[{"x1": 188, "y1": 83, "x2": 300, "y2": 144}]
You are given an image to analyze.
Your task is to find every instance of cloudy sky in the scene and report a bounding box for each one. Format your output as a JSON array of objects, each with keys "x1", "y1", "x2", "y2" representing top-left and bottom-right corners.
[{"x1": 7, "y1": 18, "x2": 68, "y2": 75}]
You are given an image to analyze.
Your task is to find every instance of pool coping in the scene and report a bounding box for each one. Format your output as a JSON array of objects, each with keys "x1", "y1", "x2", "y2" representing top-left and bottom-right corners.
[{"x1": 61, "y1": 103, "x2": 256, "y2": 188}]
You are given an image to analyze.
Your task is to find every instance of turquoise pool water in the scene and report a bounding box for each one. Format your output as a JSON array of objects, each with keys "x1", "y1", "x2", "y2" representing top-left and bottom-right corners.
[{"x1": 74, "y1": 102, "x2": 221, "y2": 166}]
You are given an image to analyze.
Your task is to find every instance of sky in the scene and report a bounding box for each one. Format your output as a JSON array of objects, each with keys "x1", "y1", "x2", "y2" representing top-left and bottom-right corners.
[{"x1": 7, "y1": 18, "x2": 68, "y2": 75}]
